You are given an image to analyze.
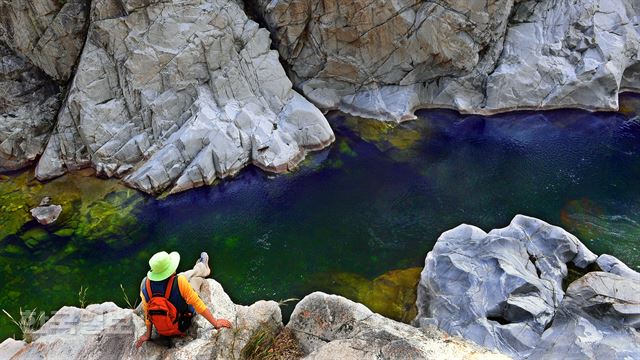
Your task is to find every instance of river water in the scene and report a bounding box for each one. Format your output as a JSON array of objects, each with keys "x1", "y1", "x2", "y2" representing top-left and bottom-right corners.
[{"x1": 1, "y1": 95, "x2": 639, "y2": 339}]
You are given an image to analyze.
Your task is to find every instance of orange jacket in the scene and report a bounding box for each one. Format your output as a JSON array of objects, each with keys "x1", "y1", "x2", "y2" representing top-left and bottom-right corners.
[{"x1": 139, "y1": 275, "x2": 207, "y2": 326}]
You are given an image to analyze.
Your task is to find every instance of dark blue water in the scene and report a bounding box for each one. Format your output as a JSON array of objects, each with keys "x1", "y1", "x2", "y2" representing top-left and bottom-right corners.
[{"x1": 1, "y1": 95, "x2": 639, "y2": 339}]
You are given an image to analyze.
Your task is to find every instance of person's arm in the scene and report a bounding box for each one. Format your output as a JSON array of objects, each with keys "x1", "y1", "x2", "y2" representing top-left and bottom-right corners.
[
  {"x1": 135, "y1": 290, "x2": 153, "y2": 348},
  {"x1": 177, "y1": 276, "x2": 231, "y2": 329}
]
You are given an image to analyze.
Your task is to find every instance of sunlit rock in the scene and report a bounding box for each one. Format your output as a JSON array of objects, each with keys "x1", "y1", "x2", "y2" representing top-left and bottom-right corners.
[
  {"x1": 288, "y1": 292, "x2": 508, "y2": 359},
  {"x1": 7, "y1": 279, "x2": 282, "y2": 360},
  {"x1": 257, "y1": 0, "x2": 640, "y2": 120},
  {"x1": 529, "y1": 272, "x2": 640, "y2": 359},
  {"x1": 415, "y1": 215, "x2": 598, "y2": 358},
  {"x1": 35, "y1": 0, "x2": 334, "y2": 195}
]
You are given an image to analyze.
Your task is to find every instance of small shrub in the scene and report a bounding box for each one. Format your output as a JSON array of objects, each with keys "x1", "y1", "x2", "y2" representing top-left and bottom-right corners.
[
  {"x1": 78, "y1": 286, "x2": 88, "y2": 308},
  {"x1": 120, "y1": 283, "x2": 139, "y2": 309},
  {"x1": 2, "y1": 308, "x2": 46, "y2": 343}
]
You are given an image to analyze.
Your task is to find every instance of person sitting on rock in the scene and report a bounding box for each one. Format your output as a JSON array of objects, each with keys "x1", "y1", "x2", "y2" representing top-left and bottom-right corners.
[{"x1": 135, "y1": 251, "x2": 232, "y2": 348}]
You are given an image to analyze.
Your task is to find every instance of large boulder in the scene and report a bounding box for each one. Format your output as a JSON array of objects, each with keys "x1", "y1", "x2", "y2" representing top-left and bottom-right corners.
[
  {"x1": 288, "y1": 292, "x2": 508, "y2": 360},
  {"x1": 35, "y1": 0, "x2": 334, "y2": 195},
  {"x1": 6, "y1": 279, "x2": 283, "y2": 360},
  {"x1": 257, "y1": 0, "x2": 640, "y2": 120},
  {"x1": 0, "y1": 43, "x2": 61, "y2": 172},
  {"x1": 414, "y1": 215, "x2": 598, "y2": 358},
  {"x1": 529, "y1": 271, "x2": 640, "y2": 359}
]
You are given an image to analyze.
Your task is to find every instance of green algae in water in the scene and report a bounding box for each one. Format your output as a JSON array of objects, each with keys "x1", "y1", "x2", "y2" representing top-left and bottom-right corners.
[
  {"x1": 1, "y1": 95, "x2": 640, "y2": 340},
  {"x1": 561, "y1": 198, "x2": 640, "y2": 269},
  {"x1": 311, "y1": 268, "x2": 422, "y2": 323}
]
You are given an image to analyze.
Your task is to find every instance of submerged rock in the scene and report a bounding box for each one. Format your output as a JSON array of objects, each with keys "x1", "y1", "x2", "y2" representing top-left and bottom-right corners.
[
  {"x1": 4, "y1": 279, "x2": 282, "y2": 360},
  {"x1": 415, "y1": 215, "x2": 640, "y2": 359},
  {"x1": 312, "y1": 267, "x2": 422, "y2": 323},
  {"x1": 30, "y1": 197, "x2": 62, "y2": 225},
  {"x1": 35, "y1": 0, "x2": 334, "y2": 195},
  {"x1": 257, "y1": 0, "x2": 640, "y2": 120},
  {"x1": 287, "y1": 292, "x2": 508, "y2": 360}
]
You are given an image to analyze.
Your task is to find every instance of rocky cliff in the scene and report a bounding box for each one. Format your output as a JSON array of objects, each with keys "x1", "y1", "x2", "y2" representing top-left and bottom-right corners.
[
  {"x1": 257, "y1": 0, "x2": 640, "y2": 121},
  {"x1": 2, "y1": 0, "x2": 640, "y2": 193}
]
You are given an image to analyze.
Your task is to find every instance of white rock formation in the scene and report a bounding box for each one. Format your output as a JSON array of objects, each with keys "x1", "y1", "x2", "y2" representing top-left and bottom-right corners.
[
  {"x1": 288, "y1": 292, "x2": 509, "y2": 360},
  {"x1": 415, "y1": 215, "x2": 640, "y2": 359},
  {"x1": 35, "y1": 0, "x2": 334, "y2": 195},
  {"x1": 2, "y1": 279, "x2": 283, "y2": 360},
  {"x1": 529, "y1": 271, "x2": 640, "y2": 359},
  {"x1": 257, "y1": 0, "x2": 640, "y2": 121}
]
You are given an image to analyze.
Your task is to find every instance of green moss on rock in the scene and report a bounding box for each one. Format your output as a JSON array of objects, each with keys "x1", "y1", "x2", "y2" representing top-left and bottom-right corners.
[{"x1": 313, "y1": 267, "x2": 422, "y2": 323}]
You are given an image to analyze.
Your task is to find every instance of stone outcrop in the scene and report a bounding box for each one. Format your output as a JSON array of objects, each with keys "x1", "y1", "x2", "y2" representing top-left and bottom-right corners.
[
  {"x1": 415, "y1": 215, "x2": 640, "y2": 359},
  {"x1": 0, "y1": 0, "x2": 89, "y2": 82},
  {"x1": 0, "y1": 0, "x2": 88, "y2": 172},
  {"x1": 1, "y1": 279, "x2": 283, "y2": 360},
  {"x1": 0, "y1": 282, "x2": 506, "y2": 359},
  {"x1": 257, "y1": 0, "x2": 640, "y2": 121},
  {"x1": 34, "y1": 0, "x2": 334, "y2": 195},
  {"x1": 0, "y1": 43, "x2": 61, "y2": 171},
  {"x1": 288, "y1": 292, "x2": 508, "y2": 360},
  {"x1": 530, "y1": 271, "x2": 640, "y2": 359}
]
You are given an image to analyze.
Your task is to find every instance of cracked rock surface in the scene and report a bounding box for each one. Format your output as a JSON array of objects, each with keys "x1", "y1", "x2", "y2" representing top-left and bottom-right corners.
[
  {"x1": 257, "y1": 0, "x2": 640, "y2": 121},
  {"x1": 0, "y1": 43, "x2": 61, "y2": 172},
  {"x1": 1, "y1": 279, "x2": 283, "y2": 360},
  {"x1": 35, "y1": 0, "x2": 334, "y2": 195},
  {"x1": 530, "y1": 271, "x2": 640, "y2": 359},
  {"x1": 0, "y1": 0, "x2": 88, "y2": 172},
  {"x1": 415, "y1": 215, "x2": 640, "y2": 359},
  {"x1": 288, "y1": 292, "x2": 508, "y2": 360},
  {"x1": 0, "y1": 0, "x2": 89, "y2": 82}
]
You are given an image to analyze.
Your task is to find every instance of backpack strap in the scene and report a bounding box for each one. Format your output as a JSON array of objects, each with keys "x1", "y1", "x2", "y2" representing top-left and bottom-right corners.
[
  {"x1": 145, "y1": 277, "x2": 153, "y2": 299},
  {"x1": 164, "y1": 274, "x2": 176, "y2": 299}
]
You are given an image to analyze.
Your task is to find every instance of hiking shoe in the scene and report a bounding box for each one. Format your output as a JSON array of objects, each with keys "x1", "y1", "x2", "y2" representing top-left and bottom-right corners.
[{"x1": 198, "y1": 251, "x2": 209, "y2": 266}]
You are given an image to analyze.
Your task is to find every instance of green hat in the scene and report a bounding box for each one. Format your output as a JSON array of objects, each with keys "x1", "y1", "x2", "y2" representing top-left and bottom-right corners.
[{"x1": 147, "y1": 251, "x2": 180, "y2": 281}]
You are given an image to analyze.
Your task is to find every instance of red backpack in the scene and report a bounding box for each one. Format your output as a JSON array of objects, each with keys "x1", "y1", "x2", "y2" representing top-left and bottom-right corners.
[{"x1": 145, "y1": 274, "x2": 184, "y2": 336}]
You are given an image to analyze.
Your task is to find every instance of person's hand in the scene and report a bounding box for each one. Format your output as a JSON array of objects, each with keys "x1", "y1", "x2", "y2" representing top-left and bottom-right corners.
[
  {"x1": 214, "y1": 318, "x2": 232, "y2": 329},
  {"x1": 135, "y1": 334, "x2": 150, "y2": 348}
]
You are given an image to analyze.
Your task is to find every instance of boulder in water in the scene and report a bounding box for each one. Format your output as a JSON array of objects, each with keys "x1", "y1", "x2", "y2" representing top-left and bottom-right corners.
[{"x1": 29, "y1": 197, "x2": 62, "y2": 225}]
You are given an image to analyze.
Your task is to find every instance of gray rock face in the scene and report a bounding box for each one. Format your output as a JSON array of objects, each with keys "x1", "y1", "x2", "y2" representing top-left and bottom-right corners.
[
  {"x1": 0, "y1": 43, "x2": 61, "y2": 172},
  {"x1": 529, "y1": 272, "x2": 640, "y2": 359},
  {"x1": 597, "y1": 254, "x2": 640, "y2": 281},
  {"x1": 0, "y1": 0, "x2": 89, "y2": 82},
  {"x1": 288, "y1": 292, "x2": 508, "y2": 360},
  {"x1": 416, "y1": 215, "x2": 640, "y2": 359},
  {"x1": 6, "y1": 279, "x2": 283, "y2": 360},
  {"x1": 0, "y1": 0, "x2": 88, "y2": 172},
  {"x1": 257, "y1": 0, "x2": 640, "y2": 121},
  {"x1": 414, "y1": 215, "x2": 598, "y2": 358},
  {"x1": 35, "y1": 0, "x2": 334, "y2": 195}
]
